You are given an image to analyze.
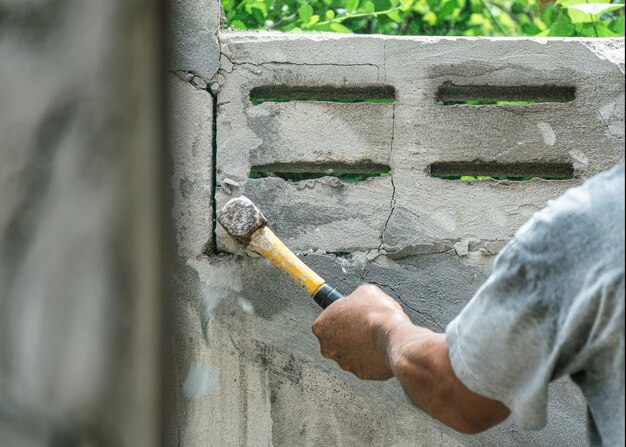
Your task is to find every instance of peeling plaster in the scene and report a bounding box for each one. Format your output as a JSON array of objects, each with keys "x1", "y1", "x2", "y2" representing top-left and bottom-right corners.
[{"x1": 537, "y1": 122, "x2": 556, "y2": 147}]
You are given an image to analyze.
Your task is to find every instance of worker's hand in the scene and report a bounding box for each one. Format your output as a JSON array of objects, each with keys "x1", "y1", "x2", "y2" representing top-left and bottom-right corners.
[{"x1": 312, "y1": 284, "x2": 411, "y2": 380}]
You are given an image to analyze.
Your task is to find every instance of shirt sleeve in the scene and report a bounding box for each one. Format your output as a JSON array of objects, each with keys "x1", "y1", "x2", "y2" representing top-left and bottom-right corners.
[{"x1": 446, "y1": 180, "x2": 622, "y2": 431}]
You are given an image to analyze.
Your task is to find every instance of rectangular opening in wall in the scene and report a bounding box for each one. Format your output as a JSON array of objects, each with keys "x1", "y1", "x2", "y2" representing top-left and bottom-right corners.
[
  {"x1": 436, "y1": 84, "x2": 576, "y2": 105},
  {"x1": 250, "y1": 163, "x2": 391, "y2": 183},
  {"x1": 250, "y1": 85, "x2": 396, "y2": 105},
  {"x1": 430, "y1": 161, "x2": 574, "y2": 181}
]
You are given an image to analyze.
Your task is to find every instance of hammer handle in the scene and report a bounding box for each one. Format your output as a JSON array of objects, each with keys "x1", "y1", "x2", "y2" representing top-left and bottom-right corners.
[
  {"x1": 249, "y1": 227, "x2": 343, "y2": 309},
  {"x1": 312, "y1": 284, "x2": 344, "y2": 309}
]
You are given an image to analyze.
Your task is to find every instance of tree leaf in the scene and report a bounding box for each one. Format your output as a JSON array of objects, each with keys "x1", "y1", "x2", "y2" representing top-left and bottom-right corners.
[
  {"x1": 440, "y1": 0, "x2": 458, "y2": 18},
  {"x1": 424, "y1": 11, "x2": 438, "y2": 25},
  {"x1": 468, "y1": 13, "x2": 485, "y2": 26},
  {"x1": 577, "y1": 22, "x2": 600, "y2": 36},
  {"x1": 568, "y1": 3, "x2": 624, "y2": 16},
  {"x1": 565, "y1": 7, "x2": 594, "y2": 23},
  {"x1": 363, "y1": 1, "x2": 376, "y2": 13},
  {"x1": 299, "y1": 3, "x2": 314, "y2": 23},
  {"x1": 609, "y1": 14, "x2": 625, "y2": 34},
  {"x1": 347, "y1": 0, "x2": 360, "y2": 13},
  {"x1": 557, "y1": 0, "x2": 610, "y2": 7},
  {"x1": 250, "y1": 1, "x2": 268, "y2": 17},
  {"x1": 400, "y1": 0, "x2": 414, "y2": 12},
  {"x1": 548, "y1": 11, "x2": 575, "y2": 35},
  {"x1": 387, "y1": 9, "x2": 404, "y2": 23},
  {"x1": 329, "y1": 22, "x2": 354, "y2": 33},
  {"x1": 594, "y1": 21, "x2": 621, "y2": 36},
  {"x1": 230, "y1": 19, "x2": 247, "y2": 30},
  {"x1": 541, "y1": 3, "x2": 557, "y2": 26}
]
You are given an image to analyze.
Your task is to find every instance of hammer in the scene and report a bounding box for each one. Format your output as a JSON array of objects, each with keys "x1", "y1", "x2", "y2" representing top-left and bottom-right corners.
[{"x1": 217, "y1": 196, "x2": 343, "y2": 309}]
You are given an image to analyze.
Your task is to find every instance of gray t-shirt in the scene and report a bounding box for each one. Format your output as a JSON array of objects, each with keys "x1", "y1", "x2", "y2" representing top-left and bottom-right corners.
[{"x1": 447, "y1": 164, "x2": 625, "y2": 446}]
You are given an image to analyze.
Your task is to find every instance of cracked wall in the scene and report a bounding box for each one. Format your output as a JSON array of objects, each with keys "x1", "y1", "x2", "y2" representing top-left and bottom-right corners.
[{"x1": 169, "y1": 7, "x2": 625, "y2": 445}]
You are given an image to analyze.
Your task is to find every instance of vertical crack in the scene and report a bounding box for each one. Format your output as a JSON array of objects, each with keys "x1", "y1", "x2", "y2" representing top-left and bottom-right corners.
[
  {"x1": 379, "y1": 103, "x2": 396, "y2": 251},
  {"x1": 208, "y1": 89, "x2": 218, "y2": 254}
]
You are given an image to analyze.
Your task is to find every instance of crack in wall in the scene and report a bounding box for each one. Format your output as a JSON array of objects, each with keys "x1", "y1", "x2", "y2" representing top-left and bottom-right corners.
[
  {"x1": 358, "y1": 273, "x2": 444, "y2": 331},
  {"x1": 379, "y1": 103, "x2": 396, "y2": 252},
  {"x1": 221, "y1": 52, "x2": 382, "y2": 79},
  {"x1": 171, "y1": 69, "x2": 220, "y2": 254},
  {"x1": 209, "y1": 89, "x2": 219, "y2": 253}
]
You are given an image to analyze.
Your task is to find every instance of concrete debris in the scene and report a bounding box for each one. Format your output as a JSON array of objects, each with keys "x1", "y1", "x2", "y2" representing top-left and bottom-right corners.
[
  {"x1": 210, "y1": 82, "x2": 220, "y2": 93},
  {"x1": 537, "y1": 122, "x2": 556, "y2": 146},
  {"x1": 176, "y1": 70, "x2": 194, "y2": 82},
  {"x1": 191, "y1": 76, "x2": 208, "y2": 89},
  {"x1": 453, "y1": 240, "x2": 470, "y2": 257},
  {"x1": 220, "y1": 178, "x2": 241, "y2": 195},
  {"x1": 294, "y1": 177, "x2": 344, "y2": 190},
  {"x1": 485, "y1": 240, "x2": 507, "y2": 255},
  {"x1": 387, "y1": 241, "x2": 454, "y2": 259},
  {"x1": 366, "y1": 250, "x2": 381, "y2": 261},
  {"x1": 245, "y1": 248, "x2": 261, "y2": 257}
]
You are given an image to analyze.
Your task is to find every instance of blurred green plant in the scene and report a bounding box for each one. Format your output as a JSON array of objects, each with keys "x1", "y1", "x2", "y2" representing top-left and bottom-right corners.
[{"x1": 222, "y1": 0, "x2": 624, "y2": 37}]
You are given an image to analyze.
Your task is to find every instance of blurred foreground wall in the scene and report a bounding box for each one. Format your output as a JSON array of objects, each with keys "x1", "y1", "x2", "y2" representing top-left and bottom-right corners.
[{"x1": 0, "y1": 1, "x2": 163, "y2": 445}]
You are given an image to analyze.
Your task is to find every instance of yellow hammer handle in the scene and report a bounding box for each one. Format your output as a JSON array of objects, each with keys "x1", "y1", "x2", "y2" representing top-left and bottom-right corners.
[{"x1": 248, "y1": 226, "x2": 325, "y2": 296}]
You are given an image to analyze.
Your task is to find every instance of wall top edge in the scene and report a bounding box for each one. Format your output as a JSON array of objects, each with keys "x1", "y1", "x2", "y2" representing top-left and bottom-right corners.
[{"x1": 219, "y1": 31, "x2": 624, "y2": 45}]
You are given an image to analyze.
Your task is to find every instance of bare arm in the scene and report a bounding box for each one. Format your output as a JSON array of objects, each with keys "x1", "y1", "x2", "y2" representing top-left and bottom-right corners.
[{"x1": 312, "y1": 284, "x2": 510, "y2": 434}]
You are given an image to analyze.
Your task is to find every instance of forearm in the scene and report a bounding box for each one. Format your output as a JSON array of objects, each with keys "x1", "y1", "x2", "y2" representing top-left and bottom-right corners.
[
  {"x1": 375, "y1": 316, "x2": 510, "y2": 434},
  {"x1": 376, "y1": 318, "x2": 458, "y2": 428},
  {"x1": 312, "y1": 284, "x2": 509, "y2": 433}
]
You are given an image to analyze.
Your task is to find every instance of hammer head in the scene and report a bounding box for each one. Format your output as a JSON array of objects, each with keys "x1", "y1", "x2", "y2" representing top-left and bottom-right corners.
[{"x1": 217, "y1": 196, "x2": 268, "y2": 245}]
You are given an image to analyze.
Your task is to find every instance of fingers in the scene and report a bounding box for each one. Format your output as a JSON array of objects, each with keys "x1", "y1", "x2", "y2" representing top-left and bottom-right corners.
[
  {"x1": 311, "y1": 318, "x2": 321, "y2": 338},
  {"x1": 312, "y1": 317, "x2": 333, "y2": 360}
]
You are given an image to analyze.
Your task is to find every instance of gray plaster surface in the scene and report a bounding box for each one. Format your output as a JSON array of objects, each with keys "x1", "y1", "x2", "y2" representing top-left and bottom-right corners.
[
  {"x1": 178, "y1": 253, "x2": 587, "y2": 446},
  {"x1": 168, "y1": 0, "x2": 222, "y2": 80},
  {"x1": 169, "y1": 74, "x2": 214, "y2": 257}
]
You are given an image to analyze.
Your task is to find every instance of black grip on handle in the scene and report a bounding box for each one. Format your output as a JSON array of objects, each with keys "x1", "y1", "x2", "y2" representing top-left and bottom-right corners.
[{"x1": 313, "y1": 284, "x2": 344, "y2": 309}]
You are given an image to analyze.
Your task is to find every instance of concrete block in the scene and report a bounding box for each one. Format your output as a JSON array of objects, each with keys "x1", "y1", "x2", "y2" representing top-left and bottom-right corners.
[
  {"x1": 216, "y1": 34, "x2": 624, "y2": 254},
  {"x1": 169, "y1": 74, "x2": 214, "y2": 257},
  {"x1": 216, "y1": 176, "x2": 393, "y2": 253}
]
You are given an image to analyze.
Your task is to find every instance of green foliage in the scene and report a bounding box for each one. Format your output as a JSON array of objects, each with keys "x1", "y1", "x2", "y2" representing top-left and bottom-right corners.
[{"x1": 222, "y1": 0, "x2": 625, "y2": 37}]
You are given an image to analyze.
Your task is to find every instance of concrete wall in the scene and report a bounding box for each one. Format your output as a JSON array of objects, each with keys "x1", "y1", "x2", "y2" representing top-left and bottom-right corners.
[
  {"x1": 0, "y1": 0, "x2": 163, "y2": 445},
  {"x1": 169, "y1": 2, "x2": 625, "y2": 445}
]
